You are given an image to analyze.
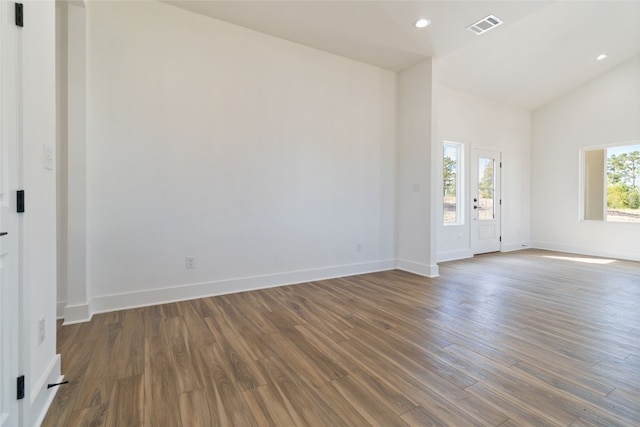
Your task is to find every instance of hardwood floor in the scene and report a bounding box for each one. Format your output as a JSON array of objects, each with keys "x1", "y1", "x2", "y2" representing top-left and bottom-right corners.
[{"x1": 42, "y1": 249, "x2": 640, "y2": 426}]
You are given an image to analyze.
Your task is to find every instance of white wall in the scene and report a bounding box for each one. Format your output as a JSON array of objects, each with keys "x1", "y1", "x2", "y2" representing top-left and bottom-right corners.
[
  {"x1": 21, "y1": 0, "x2": 61, "y2": 424},
  {"x1": 57, "y1": 1, "x2": 90, "y2": 324},
  {"x1": 437, "y1": 86, "x2": 532, "y2": 261},
  {"x1": 65, "y1": 2, "x2": 89, "y2": 322},
  {"x1": 396, "y1": 59, "x2": 438, "y2": 277},
  {"x1": 532, "y1": 56, "x2": 640, "y2": 260},
  {"x1": 79, "y1": 1, "x2": 396, "y2": 314}
]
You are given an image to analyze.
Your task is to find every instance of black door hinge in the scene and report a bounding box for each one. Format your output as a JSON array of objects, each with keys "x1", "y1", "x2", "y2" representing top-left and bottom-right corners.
[
  {"x1": 17, "y1": 375, "x2": 25, "y2": 400},
  {"x1": 499, "y1": 236, "x2": 502, "y2": 242},
  {"x1": 15, "y1": 3, "x2": 24, "y2": 27},
  {"x1": 17, "y1": 190, "x2": 25, "y2": 213}
]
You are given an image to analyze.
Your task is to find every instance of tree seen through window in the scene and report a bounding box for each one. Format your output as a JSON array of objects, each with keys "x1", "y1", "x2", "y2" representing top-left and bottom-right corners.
[{"x1": 606, "y1": 145, "x2": 640, "y2": 222}]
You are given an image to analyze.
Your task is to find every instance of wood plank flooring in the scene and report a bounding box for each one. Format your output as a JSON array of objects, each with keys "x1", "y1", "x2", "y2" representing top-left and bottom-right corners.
[{"x1": 42, "y1": 249, "x2": 640, "y2": 426}]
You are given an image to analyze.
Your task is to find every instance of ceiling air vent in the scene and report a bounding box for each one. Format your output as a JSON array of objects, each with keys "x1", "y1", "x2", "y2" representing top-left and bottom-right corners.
[{"x1": 466, "y1": 15, "x2": 503, "y2": 35}]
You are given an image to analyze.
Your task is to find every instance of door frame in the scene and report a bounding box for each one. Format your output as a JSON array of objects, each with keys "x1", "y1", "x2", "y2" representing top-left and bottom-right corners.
[
  {"x1": 470, "y1": 148, "x2": 502, "y2": 255},
  {"x1": 0, "y1": 1, "x2": 23, "y2": 425}
]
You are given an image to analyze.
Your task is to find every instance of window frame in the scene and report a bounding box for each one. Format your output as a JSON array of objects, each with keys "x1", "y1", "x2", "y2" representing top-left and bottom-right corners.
[
  {"x1": 443, "y1": 141, "x2": 464, "y2": 226},
  {"x1": 580, "y1": 140, "x2": 640, "y2": 223}
]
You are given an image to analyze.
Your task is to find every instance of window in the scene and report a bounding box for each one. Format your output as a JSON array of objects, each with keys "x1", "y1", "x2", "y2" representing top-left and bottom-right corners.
[
  {"x1": 443, "y1": 142, "x2": 463, "y2": 225},
  {"x1": 582, "y1": 142, "x2": 640, "y2": 223}
]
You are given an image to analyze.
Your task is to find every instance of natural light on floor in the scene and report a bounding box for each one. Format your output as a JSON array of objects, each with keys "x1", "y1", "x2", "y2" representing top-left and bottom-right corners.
[{"x1": 542, "y1": 255, "x2": 617, "y2": 265}]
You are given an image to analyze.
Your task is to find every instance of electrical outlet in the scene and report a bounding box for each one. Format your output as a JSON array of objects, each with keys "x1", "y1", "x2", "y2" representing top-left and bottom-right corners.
[
  {"x1": 186, "y1": 256, "x2": 195, "y2": 269},
  {"x1": 38, "y1": 318, "x2": 45, "y2": 345},
  {"x1": 356, "y1": 243, "x2": 363, "y2": 253}
]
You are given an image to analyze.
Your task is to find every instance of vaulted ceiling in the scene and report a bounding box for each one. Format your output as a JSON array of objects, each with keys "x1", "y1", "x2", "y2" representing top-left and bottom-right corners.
[{"x1": 163, "y1": 1, "x2": 640, "y2": 110}]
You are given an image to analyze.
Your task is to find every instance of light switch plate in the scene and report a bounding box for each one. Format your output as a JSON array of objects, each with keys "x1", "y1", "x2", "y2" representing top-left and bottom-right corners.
[{"x1": 44, "y1": 145, "x2": 54, "y2": 170}]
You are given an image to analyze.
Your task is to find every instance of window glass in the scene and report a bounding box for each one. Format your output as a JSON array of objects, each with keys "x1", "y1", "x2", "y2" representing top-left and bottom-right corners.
[
  {"x1": 607, "y1": 144, "x2": 640, "y2": 222},
  {"x1": 444, "y1": 142, "x2": 463, "y2": 225}
]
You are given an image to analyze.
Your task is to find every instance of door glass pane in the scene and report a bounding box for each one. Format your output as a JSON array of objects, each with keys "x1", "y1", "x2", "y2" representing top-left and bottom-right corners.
[{"x1": 478, "y1": 157, "x2": 495, "y2": 220}]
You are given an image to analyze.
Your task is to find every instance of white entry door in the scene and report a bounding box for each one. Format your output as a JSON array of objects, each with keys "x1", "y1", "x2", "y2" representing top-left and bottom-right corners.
[
  {"x1": 0, "y1": 1, "x2": 22, "y2": 425},
  {"x1": 471, "y1": 149, "x2": 501, "y2": 254}
]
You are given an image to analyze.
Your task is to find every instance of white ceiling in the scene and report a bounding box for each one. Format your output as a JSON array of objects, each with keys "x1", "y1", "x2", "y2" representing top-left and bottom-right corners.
[{"x1": 163, "y1": 0, "x2": 640, "y2": 110}]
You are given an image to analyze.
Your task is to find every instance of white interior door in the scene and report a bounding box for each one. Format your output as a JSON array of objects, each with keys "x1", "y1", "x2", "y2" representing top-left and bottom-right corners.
[
  {"x1": 0, "y1": 2, "x2": 22, "y2": 426},
  {"x1": 471, "y1": 149, "x2": 501, "y2": 254}
]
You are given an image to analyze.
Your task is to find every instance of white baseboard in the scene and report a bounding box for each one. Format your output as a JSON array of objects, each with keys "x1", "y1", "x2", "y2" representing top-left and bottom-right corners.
[
  {"x1": 29, "y1": 355, "x2": 61, "y2": 427},
  {"x1": 531, "y1": 241, "x2": 640, "y2": 262},
  {"x1": 501, "y1": 241, "x2": 532, "y2": 253},
  {"x1": 437, "y1": 243, "x2": 532, "y2": 263},
  {"x1": 437, "y1": 250, "x2": 473, "y2": 263},
  {"x1": 63, "y1": 303, "x2": 92, "y2": 325},
  {"x1": 396, "y1": 259, "x2": 439, "y2": 278},
  {"x1": 89, "y1": 259, "x2": 396, "y2": 317}
]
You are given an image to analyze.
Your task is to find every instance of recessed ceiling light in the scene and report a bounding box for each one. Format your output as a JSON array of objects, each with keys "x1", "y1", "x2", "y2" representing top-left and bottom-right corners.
[
  {"x1": 596, "y1": 53, "x2": 608, "y2": 61},
  {"x1": 414, "y1": 18, "x2": 431, "y2": 28}
]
